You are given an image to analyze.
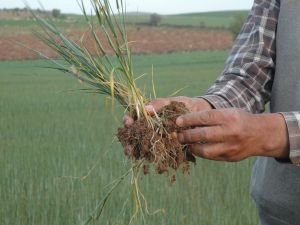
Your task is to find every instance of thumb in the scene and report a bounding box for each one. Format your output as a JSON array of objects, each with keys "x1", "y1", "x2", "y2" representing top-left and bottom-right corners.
[{"x1": 146, "y1": 98, "x2": 171, "y2": 115}]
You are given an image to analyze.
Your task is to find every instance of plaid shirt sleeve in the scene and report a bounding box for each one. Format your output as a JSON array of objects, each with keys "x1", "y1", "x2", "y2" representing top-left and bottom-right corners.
[{"x1": 201, "y1": 0, "x2": 300, "y2": 165}]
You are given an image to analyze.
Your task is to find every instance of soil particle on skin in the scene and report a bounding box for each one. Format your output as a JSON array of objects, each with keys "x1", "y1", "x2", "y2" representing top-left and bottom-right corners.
[{"x1": 117, "y1": 101, "x2": 196, "y2": 176}]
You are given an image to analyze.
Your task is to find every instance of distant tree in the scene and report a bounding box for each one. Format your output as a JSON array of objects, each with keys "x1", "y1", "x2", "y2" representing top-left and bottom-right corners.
[
  {"x1": 229, "y1": 14, "x2": 246, "y2": 38},
  {"x1": 199, "y1": 21, "x2": 206, "y2": 29},
  {"x1": 52, "y1": 9, "x2": 61, "y2": 18},
  {"x1": 13, "y1": 7, "x2": 20, "y2": 15},
  {"x1": 149, "y1": 13, "x2": 162, "y2": 26}
]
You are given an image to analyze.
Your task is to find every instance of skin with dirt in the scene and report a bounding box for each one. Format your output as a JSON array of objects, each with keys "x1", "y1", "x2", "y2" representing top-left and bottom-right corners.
[{"x1": 118, "y1": 101, "x2": 196, "y2": 176}]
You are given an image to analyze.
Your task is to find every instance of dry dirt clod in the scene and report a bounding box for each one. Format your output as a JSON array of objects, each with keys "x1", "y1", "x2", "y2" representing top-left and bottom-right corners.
[{"x1": 117, "y1": 101, "x2": 196, "y2": 177}]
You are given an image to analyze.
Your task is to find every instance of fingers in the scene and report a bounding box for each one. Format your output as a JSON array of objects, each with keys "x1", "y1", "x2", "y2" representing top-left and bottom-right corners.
[
  {"x1": 189, "y1": 143, "x2": 232, "y2": 161},
  {"x1": 123, "y1": 115, "x2": 134, "y2": 128},
  {"x1": 190, "y1": 143, "x2": 225, "y2": 160},
  {"x1": 176, "y1": 110, "x2": 224, "y2": 128},
  {"x1": 177, "y1": 126, "x2": 225, "y2": 144},
  {"x1": 147, "y1": 98, "x2": 172, "y2": 115},
  {"x1": 189, "y1": 143, "x2": 247, "y2": 162},
  {"x1": 124, "y1": 96, "x2": 187, "y2": 126},
  {"x1": 147, "y1": 96, "x2": 190, "y2": 115}
]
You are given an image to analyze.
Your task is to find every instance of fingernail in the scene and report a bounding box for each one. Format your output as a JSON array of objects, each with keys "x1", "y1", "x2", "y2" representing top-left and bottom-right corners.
[
  {"x1": 176, "y1": 117, "x2": 183, "y2": 127},
  {"x1": 124, "y1": 117, "x2": 133, "y2": 128},
  {"x1": 124, "y1": 119, "x2": 130, "y2": 127}
]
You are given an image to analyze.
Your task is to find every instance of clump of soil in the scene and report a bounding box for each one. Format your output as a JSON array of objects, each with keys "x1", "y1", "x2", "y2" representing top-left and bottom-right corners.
[{"x1": 117, "y1": 101, "x2": 196, "y2": 176}]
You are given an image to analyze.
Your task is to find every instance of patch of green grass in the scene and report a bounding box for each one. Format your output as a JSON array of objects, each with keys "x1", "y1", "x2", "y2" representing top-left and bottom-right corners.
[
  {"x1": 160, "y1": 11, "x2": 248, "y2": 28},
  {"x1": 0, "y1": 51, "x2": 258, "y2": 225},
  {"x1": 121, "y1": 10, "x2": 249, "y2": 28}
]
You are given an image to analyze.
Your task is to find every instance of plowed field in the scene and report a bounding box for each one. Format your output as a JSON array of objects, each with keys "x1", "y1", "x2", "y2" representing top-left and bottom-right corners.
[{"x1": 0, "y1": 26, "x2": 233, "y2": 60}]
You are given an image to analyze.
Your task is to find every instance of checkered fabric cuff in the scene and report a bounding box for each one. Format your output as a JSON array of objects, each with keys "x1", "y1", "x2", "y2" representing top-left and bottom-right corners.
[
  {"x1": 280, "y1": 112, "x2": 300, "y2": 166},
  {"x1": 199, "y1": 94, "x2": 233, "y2": 109}
]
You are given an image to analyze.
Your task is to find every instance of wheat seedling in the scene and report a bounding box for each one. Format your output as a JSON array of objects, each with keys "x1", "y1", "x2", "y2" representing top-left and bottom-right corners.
[{"x1": 29, "y1": 0, "x2": 195, "y2": 223}]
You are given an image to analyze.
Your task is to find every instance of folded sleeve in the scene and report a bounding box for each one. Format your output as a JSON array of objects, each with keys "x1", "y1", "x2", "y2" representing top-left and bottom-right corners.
[
  {"x1": 280, "y1": 112, "x2": 300, "y2": 166},
  {"x1": 202, "y1": 0, "x2": 280, "y2": 113}
]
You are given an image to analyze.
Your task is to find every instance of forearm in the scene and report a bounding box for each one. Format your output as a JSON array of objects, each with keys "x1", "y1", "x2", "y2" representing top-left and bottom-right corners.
[
  {"x1": 255, "y1": 113, "x2": 289, "y2": 159},
  {"x1": 202, "y1": 0, "x2": 279, "y2": 113}
]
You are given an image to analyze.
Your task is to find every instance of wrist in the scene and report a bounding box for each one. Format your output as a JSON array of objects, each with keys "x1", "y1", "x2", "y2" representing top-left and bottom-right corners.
[{"x1": 259, "y1": 113, "x2": 289, "y2": 158}]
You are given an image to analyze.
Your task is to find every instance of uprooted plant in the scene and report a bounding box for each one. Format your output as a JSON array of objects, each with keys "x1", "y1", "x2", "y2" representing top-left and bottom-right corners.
[{"x1": 29, "y1": 0, "x2": 196, "y2": 223}]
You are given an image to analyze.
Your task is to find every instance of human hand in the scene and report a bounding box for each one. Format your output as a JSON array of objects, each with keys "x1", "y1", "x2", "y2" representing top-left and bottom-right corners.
[
  {"x1": 121, "y1": 96, "x2": 213, "y2": 161},
  {"x1": 123, "y1": 96, "x2": 213, "y2": 127},
  {"x1": 176, "y1": 109, "x2": 289, "y2": 162}
]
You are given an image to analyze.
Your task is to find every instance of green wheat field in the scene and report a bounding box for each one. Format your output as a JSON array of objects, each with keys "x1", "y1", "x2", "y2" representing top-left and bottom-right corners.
[{"x1": 0, "y1": 51, "x2": 258, "y2": 225}]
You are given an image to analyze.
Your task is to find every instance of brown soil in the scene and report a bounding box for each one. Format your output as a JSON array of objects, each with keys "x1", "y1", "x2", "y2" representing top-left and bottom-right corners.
[
  {"x1": 0, "y1": 26, "x2": 233, "y2": 61},
  {"x1": 0, "y1": 10, "x2": 50, "y2": 20},
  {"x1": 0, "y1": 11, "x2": 34, "y2": 20},
  {"x1": 117, "y1": 101, "x2": 195, "y2": 176}
]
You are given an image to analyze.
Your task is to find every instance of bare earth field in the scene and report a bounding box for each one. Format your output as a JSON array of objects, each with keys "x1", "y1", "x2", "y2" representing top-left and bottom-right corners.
[
  {"x1": 0, "y1": 11, "x2": 32, "y2": 20},
  {"x1": 0, "y1": 26, "x2": 233, "y2": 60}
]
